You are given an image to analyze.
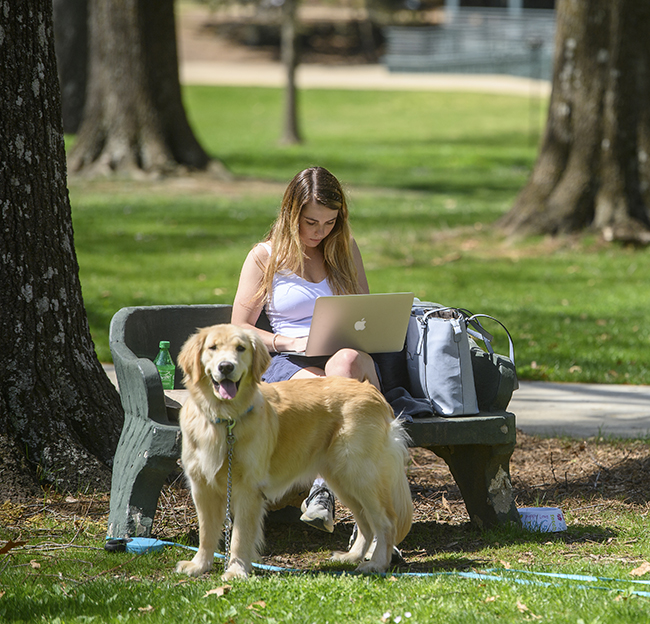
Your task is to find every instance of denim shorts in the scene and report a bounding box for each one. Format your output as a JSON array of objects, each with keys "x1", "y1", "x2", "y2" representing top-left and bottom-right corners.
[
  {"x1": 261, "y1": 353, "x2": 383, "y2": 390},
  {"x1": 262, "y1": 353, "x2": 330, "y2": 383}
]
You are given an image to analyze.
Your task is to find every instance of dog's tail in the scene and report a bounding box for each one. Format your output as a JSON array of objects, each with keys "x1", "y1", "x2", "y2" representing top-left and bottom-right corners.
[{"x1": 389, "y1": 418, "x2": 414, "y2": 544}]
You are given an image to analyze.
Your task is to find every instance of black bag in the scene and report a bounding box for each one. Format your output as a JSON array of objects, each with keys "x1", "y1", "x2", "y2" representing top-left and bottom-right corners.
[{"x1": 466, "y1": 315, "x2": 518, "y2": 412}]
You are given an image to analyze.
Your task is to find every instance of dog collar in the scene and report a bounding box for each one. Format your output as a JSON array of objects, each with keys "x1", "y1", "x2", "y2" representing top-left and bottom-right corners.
[{"x1": 214, "y1": 404, "x2": 254, "y2": 426}]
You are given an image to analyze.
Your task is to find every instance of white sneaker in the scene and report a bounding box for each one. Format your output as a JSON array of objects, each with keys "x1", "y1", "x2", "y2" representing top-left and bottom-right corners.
[{"x1": 300, "y1": 486, "x2": 335, "y2": 533}]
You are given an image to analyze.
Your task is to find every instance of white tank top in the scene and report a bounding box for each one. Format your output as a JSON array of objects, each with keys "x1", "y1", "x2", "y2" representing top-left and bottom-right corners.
[{"x1": 259, "y1": 243, "x2": 334, "y2": 337}]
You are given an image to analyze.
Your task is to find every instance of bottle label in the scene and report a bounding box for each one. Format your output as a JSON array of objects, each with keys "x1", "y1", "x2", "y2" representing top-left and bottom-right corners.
[{"x1": 159, "y1": 369, "x2": 175, "y2": 390}]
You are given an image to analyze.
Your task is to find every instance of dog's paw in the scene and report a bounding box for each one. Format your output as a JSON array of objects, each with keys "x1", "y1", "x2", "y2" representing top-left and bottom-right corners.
[
  {"x1": 331, "y1": 550, "x2": 363, "y2": 565},
  {"x1": 355, "y1": 560, "x2": 387, "y2": 575},
  {"x1": 176, "y1": 559, "x2": 212, "y2": 577},
  {"x1": 222, "y1": 561, "x2": 249, "y2": 581}
]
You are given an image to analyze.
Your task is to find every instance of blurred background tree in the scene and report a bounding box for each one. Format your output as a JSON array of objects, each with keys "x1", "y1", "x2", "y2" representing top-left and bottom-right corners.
[
  {"x1": 500, "y1": 0, "x2": 650, "y2": 244},
  {"x1": 53, "y1": 0, "x2": 88, "y2": 134},
  {"x1": 59, "y1": 0, "x2": 225, "y2": 177},
  {"x1": 180, "y1": 0, "x2": 405, "y2": 144}
]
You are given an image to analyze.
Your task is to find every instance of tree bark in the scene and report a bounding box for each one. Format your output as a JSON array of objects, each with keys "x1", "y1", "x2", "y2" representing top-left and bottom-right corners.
[
  {"x1": 280, "y1": 0, "x2": 302, "y2": 145},
  {"x1": 1, "y1": 1, "x2": 124, "y2": 500},
  {"x1": 499, "y1": 0, "x2": 650, "y2": 243},
  {"x1": 68, "y1": 0, "x2": 223, "y2": 177}
]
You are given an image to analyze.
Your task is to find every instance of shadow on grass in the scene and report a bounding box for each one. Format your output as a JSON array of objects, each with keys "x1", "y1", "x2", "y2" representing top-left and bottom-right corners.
[{"x1": 255, "y1": 516, "x2": 619, "y2": 576}]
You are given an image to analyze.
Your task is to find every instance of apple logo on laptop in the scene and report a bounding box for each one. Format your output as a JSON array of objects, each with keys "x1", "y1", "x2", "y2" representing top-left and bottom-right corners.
[{"x1": 354, "y1": 318, "x2": 366, "y2": 331}]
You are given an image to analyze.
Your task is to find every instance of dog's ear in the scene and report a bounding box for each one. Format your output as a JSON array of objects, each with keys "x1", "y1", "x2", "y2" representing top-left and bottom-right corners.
[
  {"x1": 247, "y1": 329, "x2": 271, "y2": 384},
  {"x1": 178, "y1": 328, "x2": 207, "y2": 386}
]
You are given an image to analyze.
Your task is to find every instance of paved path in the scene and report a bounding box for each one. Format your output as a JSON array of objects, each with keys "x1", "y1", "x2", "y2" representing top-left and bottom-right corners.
[
  {"x1": 102, "y1": 365, "x2": 650, "y2": 439},
  {"x1": 180, "y1": 60, "x2": 552, "y2": 97},
  {"x1": 510, "y1": 381, "x2": 650, "y2": 439}
]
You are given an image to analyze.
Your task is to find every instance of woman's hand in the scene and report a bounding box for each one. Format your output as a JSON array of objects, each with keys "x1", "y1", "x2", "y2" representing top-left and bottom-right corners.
[{"x1": 290, "y1": 336, "x2": 308, "y2": 353}]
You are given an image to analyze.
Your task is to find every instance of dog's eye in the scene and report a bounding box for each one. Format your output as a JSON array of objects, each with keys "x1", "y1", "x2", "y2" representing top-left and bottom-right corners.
[
  {"x1": 208, "y1": 344, "x2": 217, "y2": 351},
  {"x1": 236, "y1": 344, "x2": 246, "y2": 352}
]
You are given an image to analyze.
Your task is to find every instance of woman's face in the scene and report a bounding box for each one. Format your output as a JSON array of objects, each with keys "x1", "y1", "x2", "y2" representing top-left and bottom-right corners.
[{"x1": 298, "y1": 200, "x2": 339, "y2": 249}]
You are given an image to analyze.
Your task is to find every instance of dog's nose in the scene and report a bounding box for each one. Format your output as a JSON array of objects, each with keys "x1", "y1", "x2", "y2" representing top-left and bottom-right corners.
[{"x1": 218, "y1": 361, "x2": 235, "y2": 376}]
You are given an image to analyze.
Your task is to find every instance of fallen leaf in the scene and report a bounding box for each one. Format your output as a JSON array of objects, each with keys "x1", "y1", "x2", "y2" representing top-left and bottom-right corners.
[
  {"x1": 138, "y1": 605, "x2": 154, "y2": 613},
  {"x1": 500, "y1": 560, "x2": 511, "y2": 569},
  {"x1": 485, "y1": 596, "x2": 499, "y2": 603},
  {"x1": 203, "y1": 585, "x2": 232, "y2": 598},
  {"x1": 0, "y1": 540, "x2": 26, "y2": 555},
  {"x1": 29, "y1": 560, "x2": 41, "y2": 569},
  {"x1": 516, "y1": 601, "x2": 541, "y2": 619},
  {"x1": 247, "y1": 601, "x2": 267, "y2": 610},
  {"x1": 0, "y1": 591, "x2": 5, "y2": 599},
  {"x1": 630, "y1": 562, "x2": 650, "y2": 577}
]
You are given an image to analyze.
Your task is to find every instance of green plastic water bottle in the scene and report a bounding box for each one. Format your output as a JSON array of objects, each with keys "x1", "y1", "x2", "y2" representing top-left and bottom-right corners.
[{"x1": 154, "y1": 340, "x2": 175, "y2": 390}]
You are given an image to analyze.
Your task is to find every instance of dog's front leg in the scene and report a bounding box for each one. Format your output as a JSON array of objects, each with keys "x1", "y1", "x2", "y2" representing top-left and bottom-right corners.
[
  {"x1": 222, "y1": 487, "x2": 265, "y2": 581},
  {"x1": 176, "y1": 481, "x2": 225, "y2": 577}
]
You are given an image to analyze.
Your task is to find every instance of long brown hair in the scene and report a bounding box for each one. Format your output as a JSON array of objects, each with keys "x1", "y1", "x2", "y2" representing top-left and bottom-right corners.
[{"x1": 259, "y1": 167, "x2": 360, "y2": 301}]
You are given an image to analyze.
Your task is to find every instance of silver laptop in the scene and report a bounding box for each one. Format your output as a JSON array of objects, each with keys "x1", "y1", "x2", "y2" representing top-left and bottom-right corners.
[{"x1": 289, "y1": 292, "x2": 414, "y2": 357}]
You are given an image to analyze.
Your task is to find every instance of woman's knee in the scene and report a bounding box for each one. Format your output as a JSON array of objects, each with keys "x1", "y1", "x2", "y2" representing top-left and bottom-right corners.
[{"x1": 325, "y1": 349, "x2": 378, "y2": 385}]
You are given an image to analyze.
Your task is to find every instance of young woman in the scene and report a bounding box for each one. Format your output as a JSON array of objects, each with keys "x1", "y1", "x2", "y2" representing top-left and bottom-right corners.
[{"x1": 232, "y1": 166, "x2": 380, "y2": 532}]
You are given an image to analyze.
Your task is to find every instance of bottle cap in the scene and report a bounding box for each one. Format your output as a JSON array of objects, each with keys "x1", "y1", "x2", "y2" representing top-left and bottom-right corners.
[{"x1": 159, "y1": 341, "x2": 170, "y2": 349}]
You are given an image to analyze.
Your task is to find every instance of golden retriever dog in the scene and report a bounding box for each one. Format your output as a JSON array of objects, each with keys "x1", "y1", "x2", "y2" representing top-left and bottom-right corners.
[{"x1": 175, "y1": 324, "x2": 413, "y2": 580}]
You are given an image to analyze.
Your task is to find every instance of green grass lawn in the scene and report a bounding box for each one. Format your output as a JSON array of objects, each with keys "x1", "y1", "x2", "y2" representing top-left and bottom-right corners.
[
  {"x1": 3, "y1": 497, "x2": 650, "y2": 623},
  {"x1": 184, "y1": 86, "x2": 538, "y2": 190},
  {"x1": 69, "y1": 85, "x2": 650, "y2": 383}
]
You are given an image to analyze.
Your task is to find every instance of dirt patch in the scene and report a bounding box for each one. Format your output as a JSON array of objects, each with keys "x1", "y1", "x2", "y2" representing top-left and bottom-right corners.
[
  {"x1": 176, "y1": 4, "x2": 382, "y2": 66},
  {"x1": 177, "y1": 5, "x2": 277, "y2": 65}
]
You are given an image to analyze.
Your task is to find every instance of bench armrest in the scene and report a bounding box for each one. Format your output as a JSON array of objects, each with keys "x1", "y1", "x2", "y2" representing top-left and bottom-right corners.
[{"x1": 110, "y1": 341, "x2": 170, "y2": 425}]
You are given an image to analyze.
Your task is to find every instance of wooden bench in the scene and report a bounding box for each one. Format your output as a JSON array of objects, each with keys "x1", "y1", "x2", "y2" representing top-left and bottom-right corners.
[{"x1": 106, "y1": 304, "x2": 520, "y2": 539}]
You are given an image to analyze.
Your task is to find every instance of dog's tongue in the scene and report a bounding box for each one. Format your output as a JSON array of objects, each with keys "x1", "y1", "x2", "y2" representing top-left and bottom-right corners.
[{"x1": 219, "y1": 379, "x2": 238, "y2": 400}]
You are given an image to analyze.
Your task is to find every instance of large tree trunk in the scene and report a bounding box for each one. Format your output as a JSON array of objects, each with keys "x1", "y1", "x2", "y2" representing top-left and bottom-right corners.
[
  {"x1": 53, "y1": 0, "x2": 88, "y2": 134},
  {"x1": 499, "y1": 0, "x2": 650, "y2": 243},
  {"x1": 1, "y1": 1, "x2": 124, "y2": 501},
  {"x1": 280, "y1": 0, "x2": 302, "y2": 145},
  {"x1": 68, "y1": 0, "x2": 222, "y2": 177}
]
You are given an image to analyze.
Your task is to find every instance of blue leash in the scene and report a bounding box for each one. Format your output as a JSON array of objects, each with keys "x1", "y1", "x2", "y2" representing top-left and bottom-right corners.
[
  {"x1": 105, "y1": 537, "x2": 650, "y2": 597},
  {"x1": 104, "y1": 537, "x2": 296, "y2": 573}
]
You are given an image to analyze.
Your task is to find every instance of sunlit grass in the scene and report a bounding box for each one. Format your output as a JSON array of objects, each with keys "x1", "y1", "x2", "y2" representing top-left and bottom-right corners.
[{"x1": 3, "y1": 497, "x2": 650, "y2": 623}]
